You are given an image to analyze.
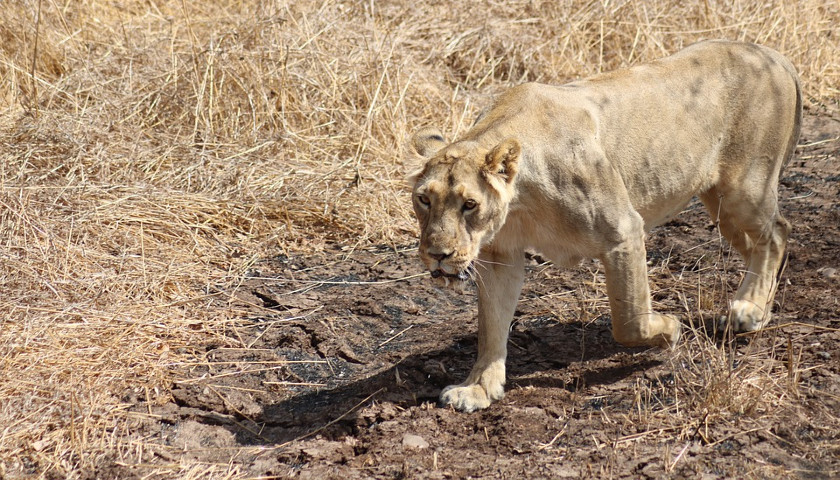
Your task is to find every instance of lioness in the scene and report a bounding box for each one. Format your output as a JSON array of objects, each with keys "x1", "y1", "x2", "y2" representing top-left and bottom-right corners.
[{"x1": 409, "y1": 40, "x2": 801, "y2": 412}]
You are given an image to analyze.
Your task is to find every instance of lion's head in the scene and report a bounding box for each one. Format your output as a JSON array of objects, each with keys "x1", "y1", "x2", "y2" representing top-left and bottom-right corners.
[{"x1": 409, "y1": 128, "x2": 521, "y2": 288}]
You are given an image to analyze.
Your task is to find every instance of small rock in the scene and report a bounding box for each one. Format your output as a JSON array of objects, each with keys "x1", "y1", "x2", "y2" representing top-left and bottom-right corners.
[
  {"x1": 817, "y1": 351, "x2": 831, "y2": 361},
  {"x1": 402, "y1": 433, "x2": 429, "y2": 449},
  {"x1": 819, "y1": 267, "x2": 837, "y2": 279}
]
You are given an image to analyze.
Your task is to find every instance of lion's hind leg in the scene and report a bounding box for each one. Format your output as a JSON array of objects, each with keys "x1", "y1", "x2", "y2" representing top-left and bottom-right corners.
[{"x1": 700, "y1": 187, "x2": 791, "y2": 332}]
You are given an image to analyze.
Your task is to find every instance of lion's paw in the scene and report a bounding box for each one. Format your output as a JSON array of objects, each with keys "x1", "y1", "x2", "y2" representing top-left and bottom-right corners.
[
  {"x1": 440, "y1": 383, "x2": 502, "y2": 412},
  {"x1": 613, "y1": 313, "x2": 682, "y2": 349},
  {"x1": 660, "y1": 314, "x2": 682, "y2": 349},
  {"x1": 726, "y1": 300, "x2": 770, "y2": 332}
]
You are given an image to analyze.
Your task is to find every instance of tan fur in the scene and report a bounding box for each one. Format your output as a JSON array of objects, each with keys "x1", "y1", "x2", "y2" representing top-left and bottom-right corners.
[{"x1": 410, "y1": 40, "x2": 801, "y2": 412}]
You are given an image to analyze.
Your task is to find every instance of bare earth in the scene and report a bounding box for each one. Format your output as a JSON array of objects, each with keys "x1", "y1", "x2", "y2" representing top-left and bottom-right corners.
[{"x1": 120, "y1": 113, "x2": 839, "y2": 479}]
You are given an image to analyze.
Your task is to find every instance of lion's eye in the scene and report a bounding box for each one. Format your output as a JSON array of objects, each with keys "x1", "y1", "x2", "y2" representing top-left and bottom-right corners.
[
  {"x1": 417, "y1": 194, "x2": 431, "y2": 206},
  {"x1": 463, "y1": 199, "x2": 477, "y2": 211}
]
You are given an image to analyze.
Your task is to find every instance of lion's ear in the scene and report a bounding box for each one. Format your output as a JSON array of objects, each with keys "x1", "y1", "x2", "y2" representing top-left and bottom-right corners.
[
  {"x1": 484, "y1": 138, "x2": 520, "y2": 184},
  {"x1": 411, "y1": 128, "x2": 447, "y2": 158}
]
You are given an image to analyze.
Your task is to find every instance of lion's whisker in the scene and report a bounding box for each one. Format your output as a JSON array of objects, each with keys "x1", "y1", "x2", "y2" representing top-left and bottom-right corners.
[
  {"x1": 474, "y1": 258, "x2": 515, "y2": 268},
  {"x1": 471, "y1": 267, "x2": 487, "y2": 291}
]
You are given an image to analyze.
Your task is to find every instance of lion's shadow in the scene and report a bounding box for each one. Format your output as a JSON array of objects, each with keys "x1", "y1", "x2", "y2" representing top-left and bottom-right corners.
[{"x1": 228, "y1": 318, "x2": 662, "y2": 446}]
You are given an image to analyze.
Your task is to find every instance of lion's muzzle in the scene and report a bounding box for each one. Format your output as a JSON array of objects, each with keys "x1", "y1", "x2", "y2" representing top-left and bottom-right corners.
[{"x1": 431, "y1": 269, "x2": 469, "y2": 281}]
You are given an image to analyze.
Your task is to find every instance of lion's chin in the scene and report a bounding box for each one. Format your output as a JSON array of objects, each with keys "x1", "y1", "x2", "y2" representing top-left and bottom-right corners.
[{"x1": 430, "y1": 269, "x2": 472, "y2": 293}]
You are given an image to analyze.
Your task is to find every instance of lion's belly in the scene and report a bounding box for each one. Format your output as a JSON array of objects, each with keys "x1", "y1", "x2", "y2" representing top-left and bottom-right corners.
[
  {"x1": 635, "y1": 194, "x2": 697, "y2": 231},
  {"x1": 628, "y1": 159, "x2": 718, "y2": 230}
]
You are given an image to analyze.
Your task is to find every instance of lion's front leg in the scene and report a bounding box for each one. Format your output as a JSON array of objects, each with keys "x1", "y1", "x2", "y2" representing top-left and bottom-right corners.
[
  {"x1": 440, "y1": 248, "x2": 524, "y2": 412},
  {"x1": 601, "y1": 217, "x2": 681, "y2": 349}
]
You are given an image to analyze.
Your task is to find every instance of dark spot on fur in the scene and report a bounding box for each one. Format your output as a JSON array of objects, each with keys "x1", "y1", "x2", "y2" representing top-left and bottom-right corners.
[
  {"x1": 597, "y1": 96, "x2": 610, "y2": 110},
  {"x1": 572, "y1": 174, "x2": 590, "y2": 197},
  {"x1": 690, "y1": 78, "x2": 703, "y2": 97},
  {"x1": 587, "y1": 94, "x2": 610, "y2": 111}
]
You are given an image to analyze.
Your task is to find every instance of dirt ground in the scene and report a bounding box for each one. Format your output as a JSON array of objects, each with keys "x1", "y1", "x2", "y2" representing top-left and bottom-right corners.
[{"x1": 116, "y1": 112, "x2": 839, "y2": 479}]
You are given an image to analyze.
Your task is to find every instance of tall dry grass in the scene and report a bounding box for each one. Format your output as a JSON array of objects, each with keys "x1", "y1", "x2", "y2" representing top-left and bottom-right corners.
[{"x1": 1, "y1": 0, "x2": 838, "y2": 477}]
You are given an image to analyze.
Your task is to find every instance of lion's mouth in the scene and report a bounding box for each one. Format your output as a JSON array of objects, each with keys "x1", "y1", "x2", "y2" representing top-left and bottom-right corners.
[{"x1": 431, "y1": 269, "x2": 470, "y2": 281}]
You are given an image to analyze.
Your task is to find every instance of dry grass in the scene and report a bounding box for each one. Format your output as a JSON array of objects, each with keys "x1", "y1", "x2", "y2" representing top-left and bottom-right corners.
[{"x1": 1, "y1": 0, "x2": 839, "y2": 477}]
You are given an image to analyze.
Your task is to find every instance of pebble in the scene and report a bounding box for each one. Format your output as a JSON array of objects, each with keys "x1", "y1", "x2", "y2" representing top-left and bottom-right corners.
[
  {"x1": 819, "y1": 267, "x2": 837, "y2": 279},
  {"x1": 402, "y1": 433, "x2": 429, "y2": 449}
]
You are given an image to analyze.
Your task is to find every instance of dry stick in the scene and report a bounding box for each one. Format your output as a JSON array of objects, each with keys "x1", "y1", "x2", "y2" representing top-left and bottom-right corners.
[
  {"x1": 537, "y1": 422, "x2": 569, "y2": 450},
  {"x1": 206, "y1": 384, "x2": 268, "y2": 394},
  {"x1": 667, "y1": 442, "x2": 691, "y2": 473},
  {"x1": 798, "y1": 136, "x2": 840, "y2": 148},
  {"x1": 378, "y1": 325, "x2": 413, "y2": 348},
  {"x1": 264, "y1": 381, "x2": 327, "y2": 387},
  {"x1": 232, "y1": 272, "x2": 428, "y2": 298},
  {"x1": 168, "y1": 361, "x2": 323, "y2": 366},
  {"x1": 737, "y1": 322, "x2": 840, "y2": 336},
  {"x1": 613, "y1": 426, "x2": 681, "y2": 446},
  {"x1": 692, "y1": 411, "x2": 711, "y2": 444},
  {"x1": 246, "y1": 307, "x2": 326, "y2": 349},
  {"x1": 252, "y1": 271, "x2": 429, "y2": 287},
  {"x1": 28, "y1": 0, "x2": 43, "y2": 116},
  {"x1": 173, "y1": 368, "x2": 287, "y2": 384}
]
